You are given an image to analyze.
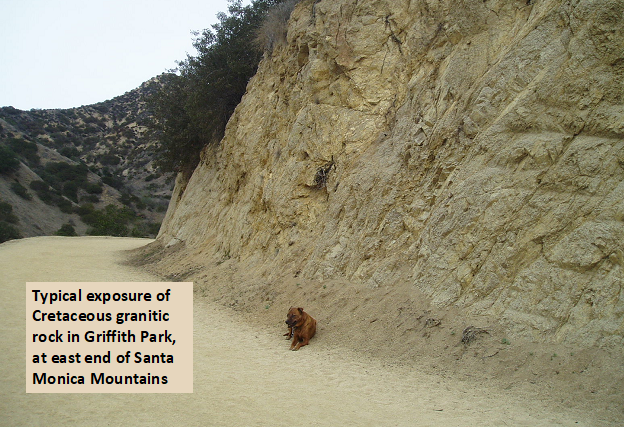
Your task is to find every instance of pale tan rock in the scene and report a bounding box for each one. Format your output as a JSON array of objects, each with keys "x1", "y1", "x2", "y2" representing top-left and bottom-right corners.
[{"x1": 158, "y1": 0, "x2": 624, "y2": 347}]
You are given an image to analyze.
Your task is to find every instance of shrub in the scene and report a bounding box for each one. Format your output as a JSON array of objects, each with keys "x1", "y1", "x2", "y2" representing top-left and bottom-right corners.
[
  {"x1": 56, "y1": 197, "x2": 74, "y2": 213},
  {"x1": 85, "y1": 182, "x2": 103, "y2": 194},
  {"x1": 120, "y1": 192, "x2": 135, "y2": 207},
  {"x1": 0, "y1": 201, "x2": 19, "y2": 224},
  {"x1": 101, "y1": 175, "x2": 123, "y2": 190},
  {"x1": 60, "y1": 146, "x2": 80, "y2": 159},
  {"x1": 77, "y1": 202, "x2": 95, "y2": 217},
  {"x1": 29, "y1": 180, "x2": 50, "y2": 192},
  {"x1": 11, "y1": 181, "x2": 33, "y2": 200},
  {"x1": 0, "y1": 145, "x2": 20, "y2": 174},
  {"x1": 80, "y1": 194, "x2": 100, "y2": 203},
  {"x1": 130, "y1": 221, "x2": 161, "y2": 238},
  {"x1": 56, "y1": 223, "x2": 78, "y2": 236},
  {"x1": 50, "y1": 132, "x2": 70, "y2": 146},
  {"x1": 137, "y1": 198, "x2": 148, "y2": 210},
  {"x1": 62, "y1": 181, "x2": 79, "y2": 202},
  {"x1": 254, "y1": 0, "x2": 299, "y2": 52},
  {"x1": 81, "y1": 204, "x2": 136, "y2": 237},
  {"x1": 7, "y1": 138, "x2": 40, "y2": 166},
  {"x1": 29, "y1": 180, "x2": 55, "y2": 204},
  {"x1": 1, "y1": 106, "x2": 21, "y2": 115},
  {"x1": 100, "y1": 153, "x2": 120, "y2": 166},
  {"x1": 0, "y1": 221, "x2": 21, "y2": 243},
  {"x1": 44, "y1": 161, "x2": 88, "y2": 185},
  {"x1": 147, "y1": 222, "x2": 161, "y2": 236},
  {"x1": 93, "y1": 105, "x2": 110, "y2": 114}
]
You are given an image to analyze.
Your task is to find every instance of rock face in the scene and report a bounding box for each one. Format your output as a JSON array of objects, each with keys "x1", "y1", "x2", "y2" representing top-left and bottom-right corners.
[{"x1": 158, "y1": 0, "x2": 624, "y2": 346}]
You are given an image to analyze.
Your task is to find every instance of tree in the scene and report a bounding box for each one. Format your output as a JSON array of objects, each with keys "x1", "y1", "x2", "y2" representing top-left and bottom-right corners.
[{"x1": 147, "y1": 0, "x2": 288, "y2": 177}]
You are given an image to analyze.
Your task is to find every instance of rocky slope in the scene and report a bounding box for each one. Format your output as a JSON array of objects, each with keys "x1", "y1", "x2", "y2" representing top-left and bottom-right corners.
[
  {"x1": 0, "y1": 78, "x2": 172, "y2": 238},
  {"x1": 154, "y1": 0, "x2": 624, "y2": 348}
]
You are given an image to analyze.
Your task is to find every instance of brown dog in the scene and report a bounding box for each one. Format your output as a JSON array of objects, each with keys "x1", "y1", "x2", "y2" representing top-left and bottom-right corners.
[{"x1": 284, "y1": 307, "x2": 316, "y2": 351}]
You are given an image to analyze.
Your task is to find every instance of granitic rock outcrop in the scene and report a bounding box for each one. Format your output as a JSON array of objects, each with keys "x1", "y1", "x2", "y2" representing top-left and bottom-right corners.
[{"x1": 158, "y1": 0, "x2": 624, "y2": 346}]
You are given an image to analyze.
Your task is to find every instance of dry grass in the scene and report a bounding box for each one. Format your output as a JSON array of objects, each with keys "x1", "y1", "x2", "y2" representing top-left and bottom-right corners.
[{"x1": 254, "y1": 0, "x2": 300, "y2": 52}]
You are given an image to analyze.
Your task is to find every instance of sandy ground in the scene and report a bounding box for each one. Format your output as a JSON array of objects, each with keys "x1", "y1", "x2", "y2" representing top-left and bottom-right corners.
[{"x1": 0, "y1": 236, "x2": 619, "y2": 426}]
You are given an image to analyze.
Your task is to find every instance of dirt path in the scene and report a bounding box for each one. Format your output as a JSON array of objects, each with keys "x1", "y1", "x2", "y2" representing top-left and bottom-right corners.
[{"x1": 0, "y1": 236, "x2": 604, "y2": 426}]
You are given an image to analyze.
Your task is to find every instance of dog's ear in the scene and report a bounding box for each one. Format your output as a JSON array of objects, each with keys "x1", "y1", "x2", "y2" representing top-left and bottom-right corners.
[{"x1": 298, "y1": 307, "x2": 304, "y2": 314}]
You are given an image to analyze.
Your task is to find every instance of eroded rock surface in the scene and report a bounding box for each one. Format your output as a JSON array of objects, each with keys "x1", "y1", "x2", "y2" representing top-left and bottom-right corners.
[{"x1": 158, "y1": 0, "x2": 624, "y2": 346}]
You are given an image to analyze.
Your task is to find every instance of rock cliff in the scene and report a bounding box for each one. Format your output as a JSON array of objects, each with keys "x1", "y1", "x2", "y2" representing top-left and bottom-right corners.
[{"x1": 156, "y1": 0, "x2": 624, "y2": 347}]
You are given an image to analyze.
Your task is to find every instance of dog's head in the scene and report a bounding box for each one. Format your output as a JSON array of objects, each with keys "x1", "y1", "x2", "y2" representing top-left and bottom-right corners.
[{"x1": 285, "y1": 307, "x2": 305, "y2": 328}]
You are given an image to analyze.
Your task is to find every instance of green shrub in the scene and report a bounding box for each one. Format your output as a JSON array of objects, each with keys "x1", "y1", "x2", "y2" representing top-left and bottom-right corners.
[
  {"x1": 130, "y1": 221, "x2": 161, "y2": 238},
  {"x1": 147, "y1": 222, "x2": 161, "y2": 236},
  {"x1": 135, "y1": 198, "x2": 147, "y2": 210},
  {"x1": 85, "y1": 182, "x2": 103, "y2": 194},
  {"x1": 44, "y1": 161, "x2": 88, "y2": 185},
  {"x1": 62, "y1": 181, "x2": 79, "y2": 202},
  {"x1": 120, "y1": 192, "x2": 136, "y2": 207},
  {"x1": 7, "y1": 138, "x2": 40, "y2": 166},
  {"x1": 101, "y1": 175, "x2": 123, "y2": 190},
  {"x1": 100, "y1": 153, "x2": 120, "y2": 166},
  {"x1": 29, "y1": 180, "x2": 55, "y2": 204},
  {"x1": 80, "y1": 194, "x2": 100, "y2": 203},
  {"x1": 130, "y1": 226, "x2": 145, "y2": 238},
  {"x1": 0, "y1": 221, "x2": 21, "y2": 243},
  {"x1": 93, "y1": 105, "x2": 110, "y2": 114},
  {"x1": 81, "y1": 204, "x2": 136, "y2": 237},
  {"x1": 56, "y1": 223, "x2": 78, "y2": 236},
  {"x1": 60, "y1": 146, "x2": 80, "y2": 159},
  {"x1": 56, "y1": 197, "x2": 74, "y2": 213},
  {"x1": 0, "y1": 145, "x2": 20, "y2": 174},
  {"x1": 0, "y1": 201, "x2": 19, "y2": 224},
  {"x1": 50, "y1": 132, "x2": 70, "y2": 146},
  {"x1": 11, "y1": 181, "x2": 33, "y2": 200},
  {"x1": 29, "y1": 180, "x2": 49, "y2": 192},
  {"x1": 1, "y1": 106, "x2": 21, "y2": 115}
]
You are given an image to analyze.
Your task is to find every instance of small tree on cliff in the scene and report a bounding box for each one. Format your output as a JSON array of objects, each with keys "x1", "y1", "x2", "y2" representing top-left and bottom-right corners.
[{"x1": 147, "y1": 0, "x2": 292, "y2": 178}]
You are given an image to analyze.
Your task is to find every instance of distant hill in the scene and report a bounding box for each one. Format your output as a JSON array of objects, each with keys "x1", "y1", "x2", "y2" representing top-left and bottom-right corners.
[{"x1": 0, "y1": 77, "x2": 172, "y2": 242}]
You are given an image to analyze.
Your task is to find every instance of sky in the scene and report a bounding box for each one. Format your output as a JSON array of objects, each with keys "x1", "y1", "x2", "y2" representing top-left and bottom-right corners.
[{"x1": 1, "y1": 0, "x2": 244, "y2": 110}]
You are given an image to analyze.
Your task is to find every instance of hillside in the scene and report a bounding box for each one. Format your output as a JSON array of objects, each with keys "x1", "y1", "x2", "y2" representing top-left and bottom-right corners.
[
  {"x1": 134, "y1": 0, "x2": 623, "y2": 419},
  {"x1": 0, "y1": 77, "x2": 172, "y2": 239}
]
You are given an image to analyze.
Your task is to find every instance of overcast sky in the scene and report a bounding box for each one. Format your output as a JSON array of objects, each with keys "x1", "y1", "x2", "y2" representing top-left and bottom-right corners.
[{"x1": 1, "y1": 0, "x2": 242, "y2": 110}]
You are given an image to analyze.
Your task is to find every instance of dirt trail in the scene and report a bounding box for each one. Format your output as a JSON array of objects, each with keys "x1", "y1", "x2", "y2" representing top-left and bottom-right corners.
[{"x1": 0, "y1": 237, "x2": 605, "y2": 426}]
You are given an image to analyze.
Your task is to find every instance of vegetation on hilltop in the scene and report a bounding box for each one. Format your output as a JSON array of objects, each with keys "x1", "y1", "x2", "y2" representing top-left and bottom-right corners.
[{"x1": 147, "y1": 0, "x2": 300, "y2": 177}]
